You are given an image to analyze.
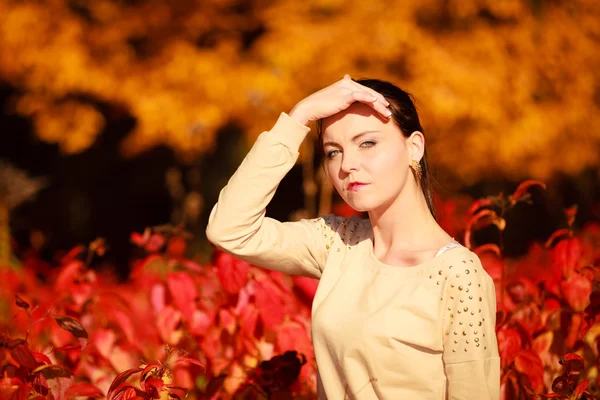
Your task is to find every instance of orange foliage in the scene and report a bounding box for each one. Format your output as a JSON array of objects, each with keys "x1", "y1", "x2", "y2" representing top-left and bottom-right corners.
[{"x1": 0, "y1": 0, "x2": 599, "y2": 183}]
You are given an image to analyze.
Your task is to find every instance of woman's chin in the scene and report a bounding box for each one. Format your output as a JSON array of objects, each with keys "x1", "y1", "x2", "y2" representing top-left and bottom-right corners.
[{"x1": 344, "y1": 200, "x2": 372, "y2": 214}]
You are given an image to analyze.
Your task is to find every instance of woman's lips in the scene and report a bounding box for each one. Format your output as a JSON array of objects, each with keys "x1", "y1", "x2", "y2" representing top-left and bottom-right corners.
[{"x1": 348, "y1": 183, "x2": 369, "y2": 192}]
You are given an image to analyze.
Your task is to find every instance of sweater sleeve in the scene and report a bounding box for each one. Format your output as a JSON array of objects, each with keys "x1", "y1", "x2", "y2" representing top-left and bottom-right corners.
[
  {"x1": 441, "y1": 252, "x2": 501, "y2": 400},
  {"x1": 205, "y1": 112, "x2": 341, "y2": 279}
]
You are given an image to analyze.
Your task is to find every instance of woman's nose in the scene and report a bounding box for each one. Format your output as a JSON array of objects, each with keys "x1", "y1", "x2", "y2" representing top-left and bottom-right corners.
[{"x1": 340, "y1": 152, "x2": 360, "y2": 173}]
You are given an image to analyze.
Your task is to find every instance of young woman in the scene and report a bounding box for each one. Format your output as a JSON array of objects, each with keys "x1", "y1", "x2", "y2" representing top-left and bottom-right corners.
[{"x1": 206, "y1": 75, "x2": 500, "y2": 399}]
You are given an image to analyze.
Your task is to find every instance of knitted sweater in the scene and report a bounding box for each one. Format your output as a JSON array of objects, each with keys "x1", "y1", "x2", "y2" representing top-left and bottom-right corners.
[{"x1": 206, "y1": 112, "x2": 500, "y2": 399}]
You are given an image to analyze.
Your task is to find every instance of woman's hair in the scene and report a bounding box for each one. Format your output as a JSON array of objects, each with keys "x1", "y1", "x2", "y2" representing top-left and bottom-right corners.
[{"x1": 316, "y1": 78, "x2": 438, "y2": 220}]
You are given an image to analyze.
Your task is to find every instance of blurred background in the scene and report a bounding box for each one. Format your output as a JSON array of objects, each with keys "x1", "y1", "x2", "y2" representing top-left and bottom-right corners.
[{"x1": 1, "y1": 0, "x2": 599, "y2": 278}]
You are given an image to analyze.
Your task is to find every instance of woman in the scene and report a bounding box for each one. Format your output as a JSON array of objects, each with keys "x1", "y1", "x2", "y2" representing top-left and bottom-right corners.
[{"x1": 206, "y1": 75, "x2": 500, "y2": 399}]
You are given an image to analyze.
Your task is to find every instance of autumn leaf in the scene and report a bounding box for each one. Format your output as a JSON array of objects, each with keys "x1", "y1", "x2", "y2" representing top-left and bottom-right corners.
[
  {"x1": 293, "y1": 276, "x2": 318, "y2": 301},
  {"x1": 510, "y1": 180, "x2": 546, "y2": 205},
  {"x1": 66, "y1": 382, "x2": 104, "y2": 398},
  {"x1": 214, "y1": 250, "x2": 249, "y2": 294},
  {"x1": 167, "y1": 271, "x2": 197, "y2": 323},
  {"x1": 14, "y1": 295, "x2": 30, "y2": 310},
  {"x1": 59, "y1": 245, "x2": 86, "y2": 264},
  {"x1": 173, "y1": 356, "x2": 205, "y2": 369},
  {"x1": 11, "y1": 344, "x2": 38, "y2": 370},
  {"x1": 560, "y1": 353, "x2": 585, "y2": 376},
  {"x1": 34, "y1": 365, "x2": 74, "y2": 400},
  {"x1": 53, "y1": 315, "x2": 88, "y2": 349},
  {"x1": 551, "y1": 238, "x2": 581, "y2": 278},
  {"x1": 107, "y1": 367, "x2": 143, "y2": 400},
  {"x1": 560, "y1": 273, "x2": 592, "y2": 312},
  {"x1": 497, "y1": 326, "x2": 523, "y2": 368},
  {"x1": 573, "y1": 379, "x2": 589, "y2": 396},
  {"x1": 254, "y1": 278, "x2": 286, "y2": 330},
  {"x1": 156, "y1": 306, "x2": 183, "y2": 345},
  {"x1": 514, "y1": 350, "x2": 544, "y2": 392}
]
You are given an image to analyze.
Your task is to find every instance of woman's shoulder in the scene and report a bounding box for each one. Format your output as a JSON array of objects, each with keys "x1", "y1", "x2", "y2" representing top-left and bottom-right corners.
[{"x1": 435, "y1": 245, "x2": 495, "y2": 290}]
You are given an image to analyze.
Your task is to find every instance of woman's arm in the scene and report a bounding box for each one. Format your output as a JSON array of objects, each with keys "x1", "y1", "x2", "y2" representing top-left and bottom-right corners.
[
  {"x1": 206, "y1": 113, "x2": 338, "y2": 278},
  {"x1": 441, "y1": 252, "x2": 501, "y2": 399}
]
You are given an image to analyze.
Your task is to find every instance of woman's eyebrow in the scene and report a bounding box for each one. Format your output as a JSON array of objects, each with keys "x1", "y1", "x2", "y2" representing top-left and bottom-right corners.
[{"x1": 322, "y1": 130, "x2": 380, "y2": 147}]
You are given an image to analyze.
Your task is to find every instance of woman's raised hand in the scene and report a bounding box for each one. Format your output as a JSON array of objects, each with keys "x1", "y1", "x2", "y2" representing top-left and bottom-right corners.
[{"x1": 288, "y1": 75, "x2": 391, "y2": 126}]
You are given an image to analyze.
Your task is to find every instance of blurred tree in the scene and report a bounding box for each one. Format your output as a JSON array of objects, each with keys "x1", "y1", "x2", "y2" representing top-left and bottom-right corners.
[{"x1": 0, "y1": 0, "x2": 598, "y2": 185}]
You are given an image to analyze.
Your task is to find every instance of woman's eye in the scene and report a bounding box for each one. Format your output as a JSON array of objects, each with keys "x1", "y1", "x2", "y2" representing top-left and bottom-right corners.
[
  {"x1": 360, "y1": 141, "x2": 376, "y2": 148},
  {"x1": 326, "y1": 150, "x2": 340, "y2": 159}
]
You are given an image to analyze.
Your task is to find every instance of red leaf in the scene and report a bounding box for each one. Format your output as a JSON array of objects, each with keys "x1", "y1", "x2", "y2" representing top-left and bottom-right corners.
[
  {"x1": 166, "y1": 236, "x2": 187, "y2": 258},
  {"x1": 179, "y1": 260, "x2": 204, "y2": 274},
  {"x1": 561, "y1": 273, "x2": 592, "y2": 312},
  {"x1": 202, "y1": 374, "x2": 226, "y2": 398},
  {"x1": 31, "y1": 352, "x2": 52, "y2": 365},
  {"x1": 164, "y1": 385, "x2": 187, "y2": 399},
  {"x1": 214, "y1": 251, "x2": 249, "y2": 294},
  {"x1": 131, "y1": 229, "x2": 150, "y2": 247},
  {"x1": 254, "y1": 278, "x2": 286, "y2": 330},
  {"x1": 112, "y1": 385, "x2": 145, "y2": 400},
  {"x1": 141, "y1": 363, "x2": 162, "y2": 382},
  {"x1": 54, "y1": 344, "x2": 82, "y2": 352},
  {"x1": 514, "y1": 350, "x2": 544, "y2": 392},
  {"x1": 173, "y1": 356, "x2": 205, "y2": 369},
  {"x1": 510, "y1": 180, "x2": 546, "y2": 204},
  {"x1": 11, "y1": 345, "x2": 38, "y2": 370},
  {"x1": 8, "y1": 384, "x2": 30, "y2": 400},
  {"x1": 156, "y1": 306, "x2": 182, "y2": 345},
  {"x1": 106, "y1": 309, "x2": 136, "y2": 344},
  {"x1": 497, "y1": 326, "x2": 522, "y2": 368},
  {"x1": 146, "y1": 234, "x2": 166, "y2": 253},
  {"x1": 189, "y1": 309, "x2": 211, "y2": 336},
  {"x1": 5, "y1": 338, "x2": 27, "y2": 349},
  {"x1": 59, "y1": 245, "x2": 86, "y2": 264},
  {"x1": 66, "y1": 383, "x2": 104, "y2": 398},
  {"x1": 14, "y1": 295, "x2": 30, "y2": 310},
  {"x1": 574, "y1": 379, "x2": 590, "y2": 395},
  {"x1": 218, "y1": 308, "x2": 236, "y2": 334},
  {"x1": 143, "y1": 377, "x2": 164, "y2": 396},
  {"x1": 466, "y1": 198, "x2": 493, "y2": 216},
  {"x1": 545, "y1": 229, "x2": 573, "y2": 248},
  {"x1": 107, "y1": 367, "x2": 142, "y2": 400},
  {"x1": 532, "y1": 331, "x2": 554, "y2": 356},
  {"x1": 238, "y1": 303, "x2": 259, "y2": 337},
  {"x1": 293, "y1": 276, "x2": 318, "y2": 300},
  {"x1": 55, "y1": 260, "x2": 96, "y2": 306},
  {"x1": 53, "y1": 315, "x2": 88, "y2": 348},
  {"x1": 35, "y1": 365, "x2": 74, "y2": 400},
  {"x1": 552, "y1": 238, "x2": 581, "y2": 278},
  {"x1": 92, "y1": 328, "x2": 116, "y2": 360},
  {"x1": 167, "y1": 272, "x2": 197, "y2": 323},
  {"x1": 560, "y1": 353, "x2": 585, "y2": 374}
]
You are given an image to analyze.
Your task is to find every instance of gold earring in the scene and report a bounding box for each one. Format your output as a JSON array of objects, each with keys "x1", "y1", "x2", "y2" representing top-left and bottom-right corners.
[{"x1": 411, "y1": 160, "x2": 422, "y2": 180}]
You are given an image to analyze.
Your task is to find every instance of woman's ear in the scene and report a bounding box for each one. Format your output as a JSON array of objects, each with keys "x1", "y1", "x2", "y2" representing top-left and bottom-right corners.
[{"x1": 408, "y1": 131, "x2": 425, "y2": 161}]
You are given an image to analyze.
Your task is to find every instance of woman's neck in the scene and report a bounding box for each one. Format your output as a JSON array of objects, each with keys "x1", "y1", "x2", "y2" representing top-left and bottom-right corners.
[{"x1": 368, "y1": 184, "x2": 451, "y2": 254}]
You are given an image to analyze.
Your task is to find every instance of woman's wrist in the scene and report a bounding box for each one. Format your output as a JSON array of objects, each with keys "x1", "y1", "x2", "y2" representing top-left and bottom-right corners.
[{"x1": 288, "y1": 104, "x2": 309, "y2": 126}]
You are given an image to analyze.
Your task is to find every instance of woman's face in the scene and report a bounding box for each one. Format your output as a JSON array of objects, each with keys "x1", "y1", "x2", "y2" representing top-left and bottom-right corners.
[{"x1": 321, "y1": 102, "x2": 415, "y2": 213}]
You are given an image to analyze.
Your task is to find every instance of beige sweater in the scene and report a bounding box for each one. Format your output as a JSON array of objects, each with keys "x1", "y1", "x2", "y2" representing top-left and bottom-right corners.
[{"x1": 206, "y1": 112, "x2": 501, "y2": 399}]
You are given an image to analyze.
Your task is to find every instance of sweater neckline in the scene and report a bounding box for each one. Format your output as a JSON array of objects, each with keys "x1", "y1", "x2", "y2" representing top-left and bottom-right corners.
[{"x1": 365, "y1": 235, "x2": 464, "y2": 276}]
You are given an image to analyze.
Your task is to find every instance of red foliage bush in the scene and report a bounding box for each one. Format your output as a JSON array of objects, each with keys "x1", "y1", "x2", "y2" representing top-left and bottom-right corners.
[{"x1": 0, "y1": 180, "x2": 599, "y2": 399}]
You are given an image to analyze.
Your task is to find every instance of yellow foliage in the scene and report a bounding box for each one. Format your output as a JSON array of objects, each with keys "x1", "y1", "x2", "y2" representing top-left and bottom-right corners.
[{"x1": 0, "y1": 0, "x2": 598, "y2": 183}]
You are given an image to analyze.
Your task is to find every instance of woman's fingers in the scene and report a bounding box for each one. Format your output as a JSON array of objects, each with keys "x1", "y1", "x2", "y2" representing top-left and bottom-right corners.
[
  {"x1": 340, "y1": 74, "x2": 389, "y2": 107},
  {"x1": 346, "y1": 91, "x2": 392, "y2": 118}
]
